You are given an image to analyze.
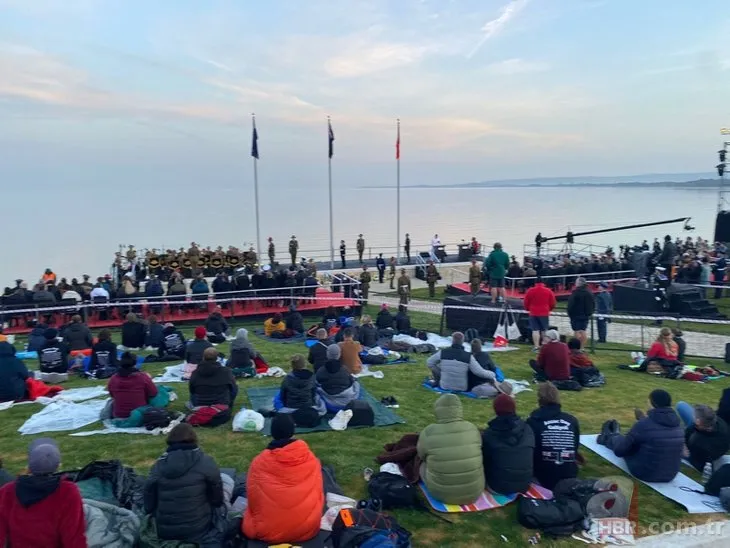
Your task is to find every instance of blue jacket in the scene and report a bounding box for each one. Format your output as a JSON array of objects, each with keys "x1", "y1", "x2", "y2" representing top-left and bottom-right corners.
[
  {"x1": 595, "y1": 291, "x2": 613, "y2": 315},
  {"x1": 0, "y1": 342, "x2": 29, "y2": 402},
  {"x1": 610, "y1": 407, "x2": 684, "y2": 482}
]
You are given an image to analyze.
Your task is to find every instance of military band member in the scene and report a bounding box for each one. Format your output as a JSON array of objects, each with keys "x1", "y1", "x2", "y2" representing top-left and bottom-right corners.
[
  {"x1": 388, "y1": 257, "x2": 396, "y2": 289},
  {"x1": 359, "y1": 265, "x2": 371, "y2": 305},
  {"x1": 268, "y1": 237, "x2": 275, "y2": 265},
  {"x1": 397, "y1": 268, "x2": 411, "y2": 305},
  {"x1": 469, "y1": 258, "x2": 482, "y2": 296},
  {"x1": 356, "y1": 234, "x2": 365, "y2": 264},
  {"x1": 289, "y1": 235, "x2": 298, "y2": 265},
  {"x1": 426, "y1": 260, "x2": 439, "y2": 298}
]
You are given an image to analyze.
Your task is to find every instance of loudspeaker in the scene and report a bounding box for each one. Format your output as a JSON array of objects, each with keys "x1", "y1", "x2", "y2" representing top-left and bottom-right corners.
[
  {"x1": 715, "y1": 211, "x2": 730, "y2": 243},
  {"x1": 442, "y1": 295, "x2": 530, "y2": 339},
  {"x1": 613, "y1": 283, "x2": 660, "y2": 314}
]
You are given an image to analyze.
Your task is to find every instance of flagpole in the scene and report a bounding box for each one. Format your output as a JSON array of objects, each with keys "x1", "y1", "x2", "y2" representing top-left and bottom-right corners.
[
  {"x1": 252, "y1": 113, "x2": 262, "y2": 262},
  {"x1": 396, "y1": 118, "x2": 401, "y2": 265},
  {"x1": 328, "y1": 116, "x2": 334, "y2": 270}
]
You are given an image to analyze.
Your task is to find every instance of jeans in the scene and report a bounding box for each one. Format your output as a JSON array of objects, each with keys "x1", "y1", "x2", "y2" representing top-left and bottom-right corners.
[
  {"x1": 676, "y1": 401, "x2": 694, "y2": 428},
  {"x1": 596, "y1": 318, "x2": 608, "y2": 343}
]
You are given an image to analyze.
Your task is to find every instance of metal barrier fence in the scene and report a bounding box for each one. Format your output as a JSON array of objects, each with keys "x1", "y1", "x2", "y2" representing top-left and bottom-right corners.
[{"x1": 504, "y1": 270, "x2": 638, "y2": 294}]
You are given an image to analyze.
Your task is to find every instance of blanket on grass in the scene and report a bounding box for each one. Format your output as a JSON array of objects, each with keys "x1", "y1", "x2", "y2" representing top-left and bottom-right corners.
[
  {"x1": 19, "y1": 398, "x2": 109, "y2": 435},
  {"x1": 421, "y1": 377, "x2": 531, "y2": 398},
  {"x1": 246, "y1": 386, "x2": 405, "y2": 436},
  {"x1": 253, "y1": 329, "x2": 307, "y2": 344},
  {"x1": 392, "y1": 333, "x2": 518, "y2": 352},
  {"x1": 71, "y1": 415, "x2": 184, "y2": 437},
  {"x1": 0, "y1": 385, "x2": 108, "y2": 411},
  {"x1": 419, "y1": 480, "x2": 553, "y2": 513}
]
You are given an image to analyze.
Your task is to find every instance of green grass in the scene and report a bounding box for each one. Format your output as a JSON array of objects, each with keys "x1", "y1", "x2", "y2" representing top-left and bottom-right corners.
[{"x1": 2, "y1": 306, "x2": 728, "y2": 547}]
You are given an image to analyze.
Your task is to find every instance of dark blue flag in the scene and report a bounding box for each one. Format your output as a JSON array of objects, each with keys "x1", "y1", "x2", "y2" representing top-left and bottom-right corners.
[
  {"x1": 328, "y1": 119, "x2": 334, "y2": 159},
  {"x1": 251, "y1": 120, "x2": 259, "y2": 159}
]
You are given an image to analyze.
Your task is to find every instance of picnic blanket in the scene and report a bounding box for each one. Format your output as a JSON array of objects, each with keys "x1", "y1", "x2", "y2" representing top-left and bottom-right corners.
[
  {"x1": 18, "y1": 398, "x2": 109, "y2": 435},
  {"x1": 421, "y1": 378, "x2": 532, "y2": 398},
  {"x1": 392, "y1": 333, "x2": 517, "y2": 352},
  {"x1": 16, "y1": 350, "x2": 38, "y2": 360},
  {"x1": 419, "y1": 481, "x2": 553, "y2": 513},
  {"x1": 580, "y1": 434, "x2": 723, "y2": 513},
  {"x1": 353, "y1": 366, "x2": 385, "y2": 379},
  {"x1": 0, "y1": 385, "x2": 109, "y2": 411},
  {"x1": 152, "y1": 363, "x2": 186, "y2": 383},
  {"x1": 253, "y1": 329, "x2": 307, "y2": 344},
  {"x1": 246, "y1": 386, "x2": 405, "y2": 436},
  {"x1": 71, "y1": 415, "x2": 184, "y2": 437}
]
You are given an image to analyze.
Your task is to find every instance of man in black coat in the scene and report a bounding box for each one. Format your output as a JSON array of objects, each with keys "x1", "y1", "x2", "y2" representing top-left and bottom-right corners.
[
  {"x1": 61, "y1": 315, "x2": 93, "y2": 351},
  {"x1": 307, "y1": 329, "x2": 330, "y2": 371},
  {"x1": 681, "y1": 404, "x2": 730, "y2": 472},
  {"x1": 144, "y1": 424, "x2": 226, "y2": 544},
  {"x1": 38, "y1": 328, "x2": 69, "y2": 374},
  {"x1": 158, "y1": 324, "x2": 187, "y2": 360},
  {"x1": 189, "y1": 348, "x2": 238, "y2": 407},
  {"x1": 566, "y1": 277, "x2": 595, "y2": 349},
  {"x1": 279, "y1": 355, "x2": 316, "y2": 410},
  {"x1": 482, "y1": 394, "x2": 535, "y2": 495}
]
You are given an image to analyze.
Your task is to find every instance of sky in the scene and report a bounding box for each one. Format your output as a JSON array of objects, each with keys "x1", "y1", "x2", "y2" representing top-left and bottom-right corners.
[{"x1": 1, "y1": 0, "x2": 729, "y2": 282}]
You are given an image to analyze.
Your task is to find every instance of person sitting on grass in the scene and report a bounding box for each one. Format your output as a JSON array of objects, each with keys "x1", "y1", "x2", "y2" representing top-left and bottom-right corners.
[
  {"x1": 285, "y1": 304, "x2": 304, "y2": 335},
  {"x1": 277, "y1": 355, "x2": 326, "y2": 427},
  {"x1": 61, "y1": 314, "x2": 93, "y2": 351},
  {"x1": 26, "y1": 321, "x2": 48, "y2": 353},
  {"x1": 189, "y1": 347, "x2": 238, "y2": 409},
  {"x1": 567, "y1": 337, "x2": 602, "y2": 386},
  {"x1": 228, "y1": 328, "x2": 257, "y2": 378},
  {"x1": 530, "y1": 330, "x2": 570, "y2": 382},
  {"x1": 482, "y1": 394, "x2": 535, "y2": 495},
  {"x1": 89, "y1": 329, "x2": 119, "y2": 373},
  {"x1": 144, "y1": 315, "x2": 164, "y2": 350},
  {"x1": 205, "y1": 306, "x2": 229, "y2": 344},
  {"x1": 107, "y1": 352, "x2": 158, "y2": 419},
  {"x1": 427, "y1": 332, "x2": 498, "y2": 397},
  {"x1": 338, "y1": 328, "x2": 363, "y2": 375},
  {"x1": 315, "y1": 344, "x2": 359, "y2": 409},
  {"x1": 417, "y1": 394, "x2": 484, "y2": 504},
  {"x1": 395, "y1": 305, "x2": 413, "y2": 335},
  {"x1": 526, "y1": 382, "x2": 581, "y2": 489},
  {"x1": 598, "y1": 389, "x2": 684, "y2": 483},
  {"x1": 642, "y1": 327, "x2": 681, "y2": 373},
  {"x1": 321, "y1": 306, "x2": 338, "y2": 332},
  {"x1": 121, "y1": 312, "x2": 146, "y2": 350},
  {"x1": 0, "y1": 341, "x2": 29, "y2": 402},
  {"x1": 674, "y1": 402, "x2": 730, "y2": 473},
  {"x1": 375, "y1": 303, "x2": 394, "y2": 331},
  {"x1": 0, "y1": 438, "x2": 86, "y2": 547},
  {"x1": 0, "y1": 458, "x2": 12, "y2": 488},
  {"x1": 307, "y1": 328, "x2": 330, "y2": 371},
  {"x1": 158, "y1": 323, "x2": 186, "y2": 361},
  {"x1": 38, "y1": 328, "x2": 69, "y2": 375},
  {"x1": 243, "y1": 414, "x2": 324, "y2": 544},
  {"x1": 671, "y1": 328, "x2": 686, "y2": 363},
  {"x1": 184, "y1": 326, "x2": 213, "y2": 379},
  {"x1": 144, "y1": 423, "x2": 228, "y2": 546},
  {"x1": 264, "y1": 312, "x2": 287, "y2": 338},
  {"x1": 358, "y1": 315, "x2": 379, "y2": 348}
]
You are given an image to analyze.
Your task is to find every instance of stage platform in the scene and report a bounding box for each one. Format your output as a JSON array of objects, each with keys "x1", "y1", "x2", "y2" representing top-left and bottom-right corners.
[
  {"x1": 1, "y1": 288, "x2": 358, "y2": 335},
  {"x1": 445, "y1": 282, "x2": 606, "y2": 301}
]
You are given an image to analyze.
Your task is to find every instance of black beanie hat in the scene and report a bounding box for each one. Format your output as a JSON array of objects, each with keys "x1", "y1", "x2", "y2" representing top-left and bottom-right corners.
[
  {"x1": 650, "y1": 389, "x2": 671, "y2": 408},
  {"x1": 44, "y1": 328, "x2": 58, "y2": 340},
  {"x1": 270, "y1": 414, "x2": 295, "y2": 441}
]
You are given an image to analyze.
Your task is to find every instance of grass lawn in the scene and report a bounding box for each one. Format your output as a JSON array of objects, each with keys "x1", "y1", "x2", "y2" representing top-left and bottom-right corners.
[{"x1": 1, "y1": 306, "x2": 728, "y2": 546}]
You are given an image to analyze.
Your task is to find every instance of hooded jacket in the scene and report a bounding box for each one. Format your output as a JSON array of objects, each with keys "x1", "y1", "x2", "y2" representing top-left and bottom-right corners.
[
  {"x1": 482, "y1": 414, "x2": 535, "y2": 495},
  {"x1": 523, "y1": 283, "x2": 556, "y2": 317},
  {"x1": 567, "y1": 286, "x2": 595, "y2": 319},
  {"x1": 205, "y1": 313, "x2": 229, "y2": 336},
  {"x1": 158, "y1": 327, "x2": 186, "y2": 358},
  {"x1": 375, "y1": 310, "x2": 394, "y2": 330},
  {"x1": 144, "y1": 444, "x2": 223, "y2": 542},
  {"x1": 243, "y1": 439, "x2": 323, "y2": 544},
  {"x1": 526, "y1": 403, "x2": 580, "y2": 489},
  {"x1": 107, "y1": 368, "x2": 158, "y2": 419},
  {"x1": 0, "y1": 342, "x2": 29, "y2": 402},
  {"x1": 121, "y1": 321, "x2": 145, "y2": 349},
  {"x1": 38, "y1": 339, "x2": 69, "y2": 373},
  {"x1": 359, "y1": 324, "x2": 379, "y2": 348},
  {"x1": 89, "y1": 339, "x2": 119, "y2": 371},
  {"x1": 62, "y1": 322, "x2": 93, "y2": 351},
  {"x1": 185, "y1": 339, "x2": 213, "y2": 365},
  {"x1": 315, "y1": 359, "x2": 353, "y2": 395},
  {"x1": 27, "y1": 325, "x2": 48, "y2": 352},
  {"x1": 189, "y1": 360, "x2": 237, "y2": 407},
  {"x1": 685, "y1": 418, "x2": 730, "y2": 472},
  {"x1": 395, "y1": 311, "x2": 411, "y2": 333},
  {"x1": 145, "y1": 322, "x2": 164, "y2": 348},
  {"x1": 427, "y1": 344, "x2": 495, "y2": 392},
  {"x1": 285, "y1": 312, "x2": 304, "y2": 334},
  {"x1": 0, "y1": 475, "x2": 86, "y2": 548},
  {"x1": 609, "y1": 407, "x2": 684, "y2": 482},
  {"x1": 280, "y1": 370, "x2": 316, "y2": 409},
  {"x1": 417, "y1": 394, "x2": 484, "y2": 504},
  {"x1": 307, "y1": 341, "x2": 330, "y2": 371}
]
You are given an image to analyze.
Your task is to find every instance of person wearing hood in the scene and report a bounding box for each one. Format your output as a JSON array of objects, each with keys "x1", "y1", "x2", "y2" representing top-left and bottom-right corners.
[
  {"x1": 26, "y1": 321, "x2": 48, "y2": 353},
  {"x1": 264, "y1": 312, "x2": 287, "y2": 337},
  {"x1": 598, "y1": 389, "x2": 684, "y2": 483},
  {"x1": 0, "y1": 438, "x2": 86, "y2": 547},
  {"x1": 107, "y1": 352, "x2": 158, "y2": 419},
  {"x1": 121, "y1": 313, "x2": 145, "y2": 350},
  {"x1": 38, "y1": 328, "x2": 69, "y2": 374},
  {"x1": 358, "y1": 315, "x2": 379, "y2": 348},
  {"x1": 375, "y1": 303, "x2": 394, "y2": 331},
  {"x1": 89, "y1": 329, "x2": 119, "y2": 372},
  {"x1": 0, "y1": 341, "x2": 30, "y2": 402},
  {"x1": 228, "y1": 328, "x2": 258, "y2": 377},
  {"x1": 417, "y1": 394, "x2": 484, "y2": 504},
  {"x1": 205, "y1": 307, "x2": 229, "y2": 344},
  {"x1": 315, "y1": 344, "x2": 359, "y2": 409},
  {"x1": 285, "y1": 305, "x2": 304, "y2": 334},
  {"x1": 566, "y1": 277, "x2": 595, "y2": 348},
  {"x1": 243, "y1": 414, "x2": 324, "y2": 544},
  {"x1": 61, "y1": 315, "x2": 93, "y2": 351},
  {"x1": 395, "y1": 305, "x2": 413, "y2": 335},
  {"x1": 279, "y1": 355, "x2": 317, "y2": 410},
  {"x1": 482, "y1": 394, "x2": 535, "y2": 495},
  {"x1": 307, "y1": 328, "x2": 330, "y2": 371},
  {"x1": 185, "y1": 327, "x2": 213, "y2": 377},
  {"x1": 144, "y1": 424, "x2": 227, "y2": 545},
  {"x1": 526, "y1": 383, "x2": 581, "y2": 489},
  {"x1": 158, "y1": 323, "x2": 187, "y2": 360},
  {"x1": 189, "y1": 347, "x2": 237, "y2": 408},
  {"x1": 144, "y1": 315, "x2": 164, "y2": 349}
]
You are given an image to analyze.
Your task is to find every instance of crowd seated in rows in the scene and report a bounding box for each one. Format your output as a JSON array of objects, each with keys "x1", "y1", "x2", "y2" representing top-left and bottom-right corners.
[
  {"x1": 427, "y1": 332, "x2": 498, "y2": 397},
  {"x1": 107, "y1": 352, "x2": 158, "y2": 419},
  {"x1": 0, "y1": 341, "x2": 29, "y2": 402}
]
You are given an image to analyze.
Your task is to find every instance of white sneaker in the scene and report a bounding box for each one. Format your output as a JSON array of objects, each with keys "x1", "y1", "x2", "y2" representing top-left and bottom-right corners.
[{"x1": 328, "y1": 410, "x2": 353, "y2": 431}]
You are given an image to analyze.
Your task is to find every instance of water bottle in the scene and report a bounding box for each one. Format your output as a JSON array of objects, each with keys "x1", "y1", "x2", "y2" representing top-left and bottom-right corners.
[{"x1": 702, "y1": 462, "x2": 713, "y2": 483}]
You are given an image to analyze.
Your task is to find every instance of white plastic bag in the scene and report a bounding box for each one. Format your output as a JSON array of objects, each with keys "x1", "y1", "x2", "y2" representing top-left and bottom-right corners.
[
  {"x1": 493, "y1": 306, "x2": 507, "y2": 340},
  {"x1": 232, "y1": 409, "x2": 264, "y2": 432},
  {"x1": 506, "y1": 306, "x2": 521, "y2": 341}
]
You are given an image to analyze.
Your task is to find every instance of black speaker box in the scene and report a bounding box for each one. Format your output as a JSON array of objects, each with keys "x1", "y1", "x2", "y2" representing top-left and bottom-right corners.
[
  {"x1": 442, "y1": 295, "x2": 530, "y2": 339},
  {"x1": 715, "y1": 211, "x2": 730, "y2": 243}
]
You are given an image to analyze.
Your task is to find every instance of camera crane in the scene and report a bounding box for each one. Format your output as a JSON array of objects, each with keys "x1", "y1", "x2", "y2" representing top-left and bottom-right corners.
[{"x1": 538, "y1": 217, "x2": 694, "y2": 244}]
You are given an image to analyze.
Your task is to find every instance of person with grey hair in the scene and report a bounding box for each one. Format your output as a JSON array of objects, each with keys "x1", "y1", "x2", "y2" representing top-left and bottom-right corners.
[
  {"x1": 675, "y1": 401, "x2": 730, "y2": 472},
  {"x1": 567, "y1": 276, "x2": 595, "y2": 348},
  {"x1": 530, "y1": 330, "x2": 571, "y2": 382},
  {"x1": 315, "y1": 343, "x2": 360, "y2": 408},
  {"x1": 426, "y1": 332, "x2": 498, "y2": 395},
  {"x1": 307, "y1": 328, "x2": 331, "y2": 371}
]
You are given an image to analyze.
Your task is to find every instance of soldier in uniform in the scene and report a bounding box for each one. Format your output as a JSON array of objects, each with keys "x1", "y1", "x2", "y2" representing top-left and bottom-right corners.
[
  {"x1": 126, "y1": 245, "x2": 136, "y2": 263},
  {"x1": 426, "y1": 260, "x2": 439, "y2": 298},
  {"x1": 359, "y1": 265, "x2": 371, "y2": 305},
  {"x1": 376, "y1": 253, "x2": 386, "y2": 283},
  {"x1": 397, "y1": 268, "x2": 411, "y2": 305},
  {"x1": 268, "y1": 237, "x2": 275, "y2": 265},
  {"x1": 388, "y1": 257, "x2": 396, "y2": 289},
  {"x1": 469, "y1": 258, "x2": 482, "y2": 296},
  {"x1": 289, "y1": 235, "x2": 298, "y2": 265},
  {"x1": 356, "y1": 234, "x2": 365, "y2": 264},
  {"x1": 188, "y1": 242, "x2": 200, "y2": 273},
  {"x1": 339, "y1": 240, "x2": 347, "y2": 269},
  {"x1": 404, "y1": 233, "x2": 411, "y2": 264}
]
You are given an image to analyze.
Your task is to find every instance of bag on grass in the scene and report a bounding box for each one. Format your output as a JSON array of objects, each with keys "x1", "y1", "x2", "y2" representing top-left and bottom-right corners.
[
  {"x1": 232, "y1": 408, "x2": 264, "y2": 432},
  {"x1": 367, "y1": 472, "x2": 416, "y2": 509},
  {"x1": 506, "y1": 306, "x2": 521, "y2": 341},
  {"x1": 142, "y1": 408, "x2": 174, "y2": 430},
  {"x1": 464, "y1": 328, "x2": 480, "y2": 343},
  {"x1": 552, "y1": 379, "x2": 582, "y2": 391},
  {"x1": 331, "y1": 507, "x2": 411, "y2": 548},
  {"x1": 517, "y1": 496, "x2": 586, "y2": 537},
  {"x1": 345, "y1": 400, "x2": 375, "y2": 427}
]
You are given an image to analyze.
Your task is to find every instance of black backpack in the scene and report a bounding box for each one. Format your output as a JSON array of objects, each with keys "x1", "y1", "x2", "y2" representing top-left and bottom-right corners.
[
  {"x1": 517, "y1": 497, "x2": 586, "y2": 537},
  {"x1": 331, "y1": 507, "x2": 411, "y2": 548},
  {"x1": 367, "y1": 472, "x2": 416, "y2": 509},
  {"x1": 142, "y1": 408, "x2": 174, "y2": 430}
]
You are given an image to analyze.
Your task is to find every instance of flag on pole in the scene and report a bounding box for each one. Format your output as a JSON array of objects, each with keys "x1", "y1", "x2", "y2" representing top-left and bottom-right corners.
[
  {"x1": 251, "y1": 116, "x2": 259, "y2": 159},
  {"x1": 396, "y1": 119, "x2": 400, "y2": 160},
  {"x1": 328, "y1": 118, "x2": 335, "y2": 159}
]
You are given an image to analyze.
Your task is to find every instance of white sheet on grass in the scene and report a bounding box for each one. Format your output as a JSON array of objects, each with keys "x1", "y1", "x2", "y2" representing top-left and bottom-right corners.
[
  {"x1": 18, "y1": 398, "x2": 109, "y2": 435},
  {"x1": 0, "y1": 386, "x2": 109, "y2": 412},
  {"x1": 580, "y1": 434, "x2": 722, "y2": 514},
  {"x1": 504, "y1": 379, "x2": 531, "y2": 396},
  {"x1": 391, "y1": 333, "x2": 517, "y2": 352},
  {"x1": 71, "y1": 416, "x2": 184, "y2": 437},
  {"x1": 353, "y1": 366, "x2": 385, "y2": 379},
  {"x1": 152, "y1": 363, "x2": 186, "y2": 383}
]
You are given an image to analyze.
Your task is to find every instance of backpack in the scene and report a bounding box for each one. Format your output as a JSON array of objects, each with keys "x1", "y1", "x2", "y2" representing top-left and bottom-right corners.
[
  {"x1": 552, "y1": 478, "x2": 628, "y2": 519},
  {"x1": 552, "y1": 379, "x2": 583, "y2": 391},
  {"x1": 517, "y1": 497, "x2": 586, "y2": 537},
  {"x1": 410, "y1": 343, "x2": 436, "y2": 354},
  {"x1": 367, "y1": 472, "x2": 416, "y2": 509},
  {"x1": 464, "y1": 328, "x2": 480, "y2": 343},
  {"x1": 142, "y1": 408, "x2": 174, "y2": 430},
  {"x1": 331, "y1": 508, "x2": 411, "y2": 548}
]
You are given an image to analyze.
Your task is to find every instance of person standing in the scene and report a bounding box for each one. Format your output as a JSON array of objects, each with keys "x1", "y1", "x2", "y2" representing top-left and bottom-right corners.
[
  {"x1": 426, "y1": 260, "x2": 439, "y2": 298},
  {"x1": 469, "y1": 258, "x2": 482, "y2": 296},
  {"x1": 595, "y1": 281, "x2": 613, "y2": 344},
  {"x1": 430, "y1": 234, "x2": 441, "y2": 261},
  {"x1": 484, "y1": 242, "x2": 510, "y2": 304},
  {"x1": 268, "y1": 237, "x2": 276, "y2": 265},
  {"x1": 376, "y1": 253, "x2": 386, "y2": 283},
  {"x1": 339, "y1": 240, "x2": 346, "y2": 269},
  {"x1": 713, "y1": 252, "x2": 727, "y2": 299},
  {"x1": 359, "y1": 265, "x2": 371, "y2": 305},
  {"x1": 658, "y1": 234, "x2": 677, "y2": 274},
  {"x1": 289, "y1": 236, "x2": 298, "y2": 265},
  {"x1": 523, "y1": 277, "x2": 557, "y2": 351},
  {"x1": 356, "y1": 234, "x2": 365, "y2": 264},
  {"x1": 567, "y1": 277, "x2": 595, "y2": 348},
  {"x1": 388, "y1": 257, "x2": 396, "y2": 289},
  {"x1": 404, "y1": 233, "x2": 411, "y2": 264},
  {"x1": 398, "y1": 268, "x2": 411, "y2": 305},
  {"x1": 188, "y1": 242, "x2": 200, "y2": 274}
]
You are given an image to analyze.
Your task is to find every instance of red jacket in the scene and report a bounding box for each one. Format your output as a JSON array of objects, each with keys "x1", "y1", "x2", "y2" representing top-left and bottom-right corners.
[
  {"x1": 0, "y1": 476, "x2": 87, "y2": 548},
  {"x1": 569, "y1": 351, "x2": 594, "y2": 369},
  {"x1": 537, "y1": 342, "x2": 571, "y2": 381},
  {"x1": 524, "y1": 283, "x2": 557, "y2": 317},
  {"x1": 107, "y1": 371, "x2": 158, "y2": 418},
  {"x1": 647, "y1": 341, "x2": 679, "y2": 361}
]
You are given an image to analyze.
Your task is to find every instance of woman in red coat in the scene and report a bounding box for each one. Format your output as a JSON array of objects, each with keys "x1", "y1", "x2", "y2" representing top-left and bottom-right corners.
[
  {"x1": 243, "y1": 414, "x2": 323, "y2": 544},
  {"x1": 644, "y1": 327, "x2": 681, "y2": 371}
]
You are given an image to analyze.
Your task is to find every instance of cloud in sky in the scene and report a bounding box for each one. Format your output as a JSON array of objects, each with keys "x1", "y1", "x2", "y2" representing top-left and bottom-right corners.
[
  {"x1": 467, "y1": 0, "x2": 529, "y2": 59},
  {"x1": 483, "y1": 57, "x2": 550, "y2": 75}
]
